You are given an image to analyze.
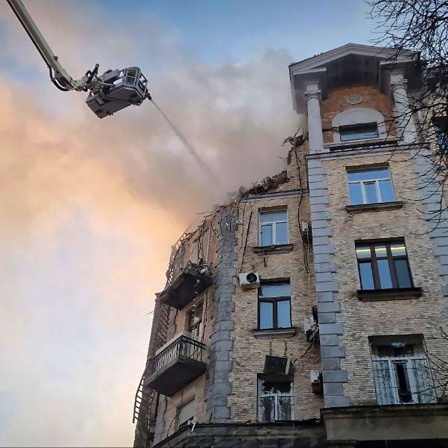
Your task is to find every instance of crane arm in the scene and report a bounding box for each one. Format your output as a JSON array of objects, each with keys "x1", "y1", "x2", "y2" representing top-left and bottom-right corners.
[{"x1": 7, "y1": 0, "x2": 93, "y2": 91}]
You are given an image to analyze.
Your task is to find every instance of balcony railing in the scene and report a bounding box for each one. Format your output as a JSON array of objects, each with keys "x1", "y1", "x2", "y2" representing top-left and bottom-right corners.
[{"x1": 145, "y1": 333, "x2": 207, "y2": 396}]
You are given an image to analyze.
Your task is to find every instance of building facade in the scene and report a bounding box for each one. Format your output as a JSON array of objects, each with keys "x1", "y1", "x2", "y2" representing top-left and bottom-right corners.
[{"x1": 133, "y1": 44, "x2": 448, "y2": 448}]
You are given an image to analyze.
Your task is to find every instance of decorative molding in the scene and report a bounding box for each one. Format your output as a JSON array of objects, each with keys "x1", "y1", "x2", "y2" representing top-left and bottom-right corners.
[
  {"x1": 357, "y1": 287, "x2": 422, "y2": 301},
  {"x1": 252, "y1": 327, "x2": 297, "y2": 338},
  {"x1": 346, "y1": 94, "x2": 362, "y2": 105},
  {"x1": 305, "y1": 90, "x2": 321, "y2": 102},
  {"x1": 253, "y1": 244, "x2": 294, "y2": 255},
  {"x1": 390, "y1": 78, "x2": 408, "y2": 93},
  {"x1": 345, "y1": 201, "x2": 404, "y2": 214}
]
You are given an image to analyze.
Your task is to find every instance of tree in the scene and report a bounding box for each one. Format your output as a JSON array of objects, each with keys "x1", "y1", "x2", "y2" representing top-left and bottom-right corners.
[{"x1": 369, "y1": 1, "x2": 448, "y2": 208}]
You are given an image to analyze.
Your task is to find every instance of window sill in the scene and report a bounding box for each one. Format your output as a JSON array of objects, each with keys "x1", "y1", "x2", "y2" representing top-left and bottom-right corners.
[
  {"x1": 252, "y1": 327, "x2": 297, "y2": 338},
  {"x1": 357, "y1": 287, "x2": 422, "y2": 302},
  {"x1": 326, "y1": 137, "x2": 399, "y2": 152},
  {"x1": 253, "y1": 244, "x2": 293, "y2": 255},
  {"x1": 346, "y1": 201, "x2": 404, "y2": 214}
]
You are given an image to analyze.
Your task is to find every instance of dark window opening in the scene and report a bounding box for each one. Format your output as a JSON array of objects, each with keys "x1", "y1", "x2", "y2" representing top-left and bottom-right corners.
[
  {"x1": 187, "y1": 303, "x2": 203, "y2": 339},
  {"x1": 395, "y1": 362, "x2": 413, "y2": 403},
  {"x1": 258, "y1": 377, "x2": 293, "y2": 422},
  {"x1": 434, "y1": 117, "x2": 448, "y2": 155}
]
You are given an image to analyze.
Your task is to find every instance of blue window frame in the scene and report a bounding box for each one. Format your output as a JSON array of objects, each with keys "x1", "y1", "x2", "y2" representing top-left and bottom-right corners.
[
  {"x1": 347, "y1": 168, "x2": 395, "y2": 205},
  {"x1": 258, "y1": 282, "x2": 291, "y2": 330}
]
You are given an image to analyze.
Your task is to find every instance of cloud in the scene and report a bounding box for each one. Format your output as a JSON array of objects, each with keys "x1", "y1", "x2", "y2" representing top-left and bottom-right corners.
[{"x1": 0, "y1": 2, "x2": 296, "y2": 446}]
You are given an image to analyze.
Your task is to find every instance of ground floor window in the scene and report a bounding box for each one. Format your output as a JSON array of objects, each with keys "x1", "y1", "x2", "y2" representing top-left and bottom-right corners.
[
  {"x1": 258, "y1": 376, "x2": 293, "y2": 421},
  {"x1": 370, "y1": 336, "x2": 435, "y2": 405}
]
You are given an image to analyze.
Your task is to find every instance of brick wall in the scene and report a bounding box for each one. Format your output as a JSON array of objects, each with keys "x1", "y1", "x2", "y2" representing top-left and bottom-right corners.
[
  {"x1": 227, "y1": 150, "x2": 323, "y2": 422},
  {"x1": 321, "y1": 85, "x2": 396, "y2": 144},
  {"x1": 321, "y1": 149, "x2": 448, "y2": 405}
]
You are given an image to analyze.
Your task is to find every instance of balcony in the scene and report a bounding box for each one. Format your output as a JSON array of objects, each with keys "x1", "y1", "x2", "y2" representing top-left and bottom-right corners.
[
  {"x1": 144, "y1": 332, "x2": 207, "y2": 396},
  {"x1": 159, "y1": 261, "x2": 212, "y2": 310}
]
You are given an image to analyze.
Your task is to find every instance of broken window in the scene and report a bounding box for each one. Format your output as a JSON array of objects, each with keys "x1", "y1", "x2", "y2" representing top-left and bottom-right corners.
[
  {"x1": 347, "y1": 168, "x2": 395, "y2": 205},
  {"x1": 258, "y1": 377, "x2": 293, "y2": 422},
  {"x1": 370, "y1": 336, "x2": 436, "y2": 405},
  {"x1": 186, "y1": 302, "x2": 203, "y2": 339},
  {"x1": 356, "y1": 240, "x2": 413, "y2": 290},
  {"x1": 259, "y1": 209, "x2": 288, "y2": 246}
]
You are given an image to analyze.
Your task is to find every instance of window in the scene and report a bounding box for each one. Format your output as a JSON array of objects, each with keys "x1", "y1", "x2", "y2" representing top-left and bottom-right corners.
[
  {"x1": 258, "y1": 377, "x2": 293, "y2": 421},
  {"x1": 258, "y1": 282, "x2": 292, "y2": 330},
  {"x1": 356, "y1": 241, "x2": 413, "y2": 290},
  {"x1": 347, "y1": 168, "x2": 395, "y2": 205},
  {"x1": 177, "y1": 398, "x2": 196, "y2": 429},
  {"x1": 370, "y1": 337, "x2": 435, "y2": 405},
  {"x1": 434, "y1": 117, "x2": 448, "y2": 155},
  {"x1": 332, "y1": 108, "x2": 387, "y2": 144},
  {"x1": 187, "y1": 303, "x2": 203, "y2": 339},
  {"x1": 259, "y1": 209, "x2": 288, "y2": 246},
  {"x1": 339, "y1": 122, "x2": 379, "y2": 141}
]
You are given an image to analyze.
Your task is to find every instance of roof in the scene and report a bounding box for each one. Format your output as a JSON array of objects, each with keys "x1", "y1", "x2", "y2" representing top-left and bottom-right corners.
[
  {"x1": 289, "y1": 43, "x2": 418, "y2": 75},
  {"x1": 288, "y1": 43, "x2": 420, "y2": 112}
]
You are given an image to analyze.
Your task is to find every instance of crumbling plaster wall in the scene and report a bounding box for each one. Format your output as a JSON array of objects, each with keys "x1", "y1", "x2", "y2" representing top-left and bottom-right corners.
[{"x1": 153, "y1": 213, "x2": 223, "y2": 442}]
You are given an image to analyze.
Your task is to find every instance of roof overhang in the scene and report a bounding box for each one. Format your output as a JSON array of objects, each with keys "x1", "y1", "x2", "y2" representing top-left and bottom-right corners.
[{"x1": 289, "y1": 43, "x2": 420, "y2": 113}]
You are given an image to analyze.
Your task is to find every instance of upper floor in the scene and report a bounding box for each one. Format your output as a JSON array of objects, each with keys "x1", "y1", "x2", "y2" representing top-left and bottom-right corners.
[{"x1": 289, "y1": 43, "x2": 423, "y2": 152}]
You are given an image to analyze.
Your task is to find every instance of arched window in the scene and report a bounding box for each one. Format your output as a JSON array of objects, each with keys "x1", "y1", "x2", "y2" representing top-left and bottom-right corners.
[{"x1": 332, "y1": 107, "x2": 386, "y2": 143}]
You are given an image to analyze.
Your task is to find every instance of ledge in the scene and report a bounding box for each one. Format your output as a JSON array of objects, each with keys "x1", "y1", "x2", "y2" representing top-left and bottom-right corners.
[
  {"x1": 253, "y1": 244, "x2": 293, "y2": 255},
  {"x1": 357, "y1": 287, "x2": 422, "y2": 302},
  {"x1": 326, "y1": 137, "x2": 399, "y2": 152},
  {"x1": 252, "y1": 327, "x2": 297, "y2": 338},
  {"x1": 346, "y1": 201, "x2": 404, "y2": 214},
  {"x1": 322, "y1": 403, "x2": 448, "y2": 442}
]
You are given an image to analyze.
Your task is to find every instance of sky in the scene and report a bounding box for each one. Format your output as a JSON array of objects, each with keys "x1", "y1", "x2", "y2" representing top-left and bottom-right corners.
[{"x1": 0, "y1": 1, "x2": 376, "y2": 446}]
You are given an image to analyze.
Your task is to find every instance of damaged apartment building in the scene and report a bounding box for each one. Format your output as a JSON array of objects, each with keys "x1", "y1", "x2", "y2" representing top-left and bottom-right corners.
[{"x1": 133, "y1": 44, "x2": 448, "y2": 447}]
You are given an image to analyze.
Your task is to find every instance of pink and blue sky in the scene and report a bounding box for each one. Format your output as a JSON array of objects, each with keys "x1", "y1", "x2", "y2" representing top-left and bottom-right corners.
[{"x1": 0, "y1": 1, "x2": 375, "y2": 446}]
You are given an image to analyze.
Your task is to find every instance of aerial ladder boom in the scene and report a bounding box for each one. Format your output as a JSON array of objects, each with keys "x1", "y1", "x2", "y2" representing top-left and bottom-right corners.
[{"x1": 7, "y1": 0, "x2": 150, "y2": 118}]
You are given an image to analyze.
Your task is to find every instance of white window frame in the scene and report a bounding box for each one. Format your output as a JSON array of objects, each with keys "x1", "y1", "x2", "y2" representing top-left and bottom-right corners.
[
  {"x1": 332, "y1": 107, "x2": 387, "y2": 143},
  {"x1": 372, "y1": 354, "x2": 435, "y2": 405},
  {"x1": 258, "y1": 379, "x2": 293, "y2": 422},
  {"x1": 347, "y1": 169, "x2": 395, "y2": 205},
  {"x1": 259, "y1": 209, "x2": 288, "y2": 246}
]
